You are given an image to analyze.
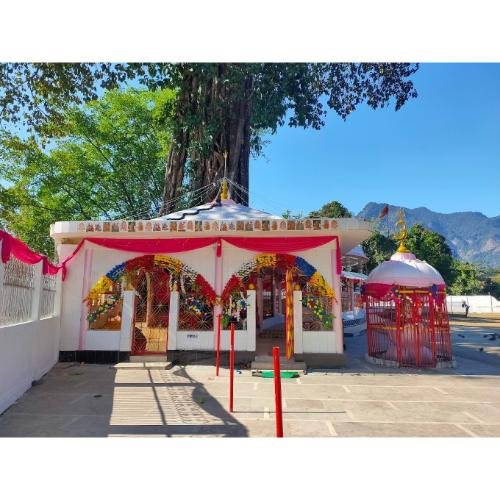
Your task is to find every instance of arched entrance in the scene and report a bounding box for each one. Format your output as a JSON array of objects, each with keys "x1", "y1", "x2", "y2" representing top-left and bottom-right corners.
[
  {"x1": 86, "y1": 255, "x2": 216, "y2": 355},
  {"x1": 223, "y1": 254, "x2": 335, "y2": 359}
]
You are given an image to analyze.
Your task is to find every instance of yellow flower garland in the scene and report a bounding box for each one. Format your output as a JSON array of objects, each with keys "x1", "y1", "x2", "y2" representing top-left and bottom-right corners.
[
  {"x1": 309, "y1": 271, "x2": 335, "y2": 298},
  {"x1": 154, "y1": 255, "x2": 183, "y2": 273},
  {"x1": 256, "y1": 254, "x2": 276, "y2": 270},
  {"x1": 87, "y1": 276, "x2": 114, "y2": 300}
]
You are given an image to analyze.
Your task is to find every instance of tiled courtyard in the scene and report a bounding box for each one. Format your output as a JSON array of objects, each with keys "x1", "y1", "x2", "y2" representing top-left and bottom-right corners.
[{"x1": 1, "y1": 315, "x2": 500, "y2": 437}]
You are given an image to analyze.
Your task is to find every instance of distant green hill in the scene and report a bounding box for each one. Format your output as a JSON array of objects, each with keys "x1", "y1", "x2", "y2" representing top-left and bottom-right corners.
[{"x1": 358, "y1": 202, "x2": 500, "y2": 268}]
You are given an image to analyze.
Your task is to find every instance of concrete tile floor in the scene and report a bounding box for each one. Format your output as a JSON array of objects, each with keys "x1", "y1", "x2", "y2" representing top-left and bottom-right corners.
[{"x1": 1, "y1": 319, "x2": 500, "y2": 437}]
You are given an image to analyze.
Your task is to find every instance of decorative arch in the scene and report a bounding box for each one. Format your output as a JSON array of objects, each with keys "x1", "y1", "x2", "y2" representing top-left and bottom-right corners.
[
  {"x1": 222, "y1": 253, "x2": 335, "y2": 300},
  {"x1": 86, "y1": 254, "x2": 216, "y2": 330},
  {"x1": 221, "y1": 253, "x2": 336, "y2": 332}
]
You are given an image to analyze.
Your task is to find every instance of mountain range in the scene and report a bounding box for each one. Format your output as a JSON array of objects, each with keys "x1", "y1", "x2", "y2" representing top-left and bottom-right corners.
[{"x1": 357, "y1": 202, "x2": 500, "y2": 268}]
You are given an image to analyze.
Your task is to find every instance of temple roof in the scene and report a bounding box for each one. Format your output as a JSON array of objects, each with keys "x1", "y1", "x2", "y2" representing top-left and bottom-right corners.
[{"x1": 153, "y1": 199, "x2": 282, "y2": 221}]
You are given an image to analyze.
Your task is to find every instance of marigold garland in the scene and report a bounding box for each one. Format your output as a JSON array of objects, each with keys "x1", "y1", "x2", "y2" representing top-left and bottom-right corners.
[
  {"x1": 87, "y1": 276, "x2": 114, "y2": 301},
  {"x1": 154, "y1": 255, "x2": 183, "y2": 274},
  {"x1": 194, "y1": 273, "x2": 217, "y2": 304},
  {"x1": 309, "y1": 271, "x2": 335, "y2": 298},
  {"x1": 222, "y1": 275, "x2": 244, "y2": 301},
  {"x1": 256, "y1": 254, "x2": 276, "y2": 270},
  {"x1": 89, "y1": 254, "x2": 216, "y2": 324}
]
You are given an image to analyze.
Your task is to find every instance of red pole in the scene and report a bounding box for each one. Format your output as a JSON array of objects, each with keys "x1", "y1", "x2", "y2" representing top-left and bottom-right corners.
[
  {"x1": 216, "y1": 314, "x2": 221, "y2": 376},
  {"x1": 229, "y1": 322, "x2": 235, "y2": 412},
  {"x1": 273, "y1": 346, "x2": 284, "y2": 437}
]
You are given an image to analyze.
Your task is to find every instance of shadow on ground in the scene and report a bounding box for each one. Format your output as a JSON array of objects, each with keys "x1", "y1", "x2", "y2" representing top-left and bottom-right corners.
[{"x1": 0, "y1": 364, "x2": 247, "y2": 437}]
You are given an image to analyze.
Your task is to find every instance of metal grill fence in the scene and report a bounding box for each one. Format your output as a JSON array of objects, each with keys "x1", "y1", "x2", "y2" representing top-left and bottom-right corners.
[
  {"x1": 0, "y1": 257, "x2": 35, "y2": 326},
  {"x1": 40, "y1": 274, "x2": 58, "y2": 319}
]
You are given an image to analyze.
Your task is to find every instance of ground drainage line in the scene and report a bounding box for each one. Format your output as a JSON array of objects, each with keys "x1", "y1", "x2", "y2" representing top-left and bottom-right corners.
[{"x1": 454, "y1": 424, "x2": 478, "y2": 437}]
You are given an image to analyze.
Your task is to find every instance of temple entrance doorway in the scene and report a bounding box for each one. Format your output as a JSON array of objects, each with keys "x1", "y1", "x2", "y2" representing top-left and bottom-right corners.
[
  {"x1": 255, "y1": 268, "x2": 287, "y2": 356},
  {"x1": 131, "y1": 268, "x2": 170, "y2": 355}
]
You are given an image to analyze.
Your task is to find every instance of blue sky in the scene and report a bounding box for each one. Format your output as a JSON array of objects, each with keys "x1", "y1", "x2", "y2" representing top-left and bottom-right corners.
[{"x1": 249, "y1": 63, "x2": 500, "y2": 218}]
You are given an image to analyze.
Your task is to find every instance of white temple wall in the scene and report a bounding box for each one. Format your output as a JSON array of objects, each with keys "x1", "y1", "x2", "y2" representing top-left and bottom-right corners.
[
  {"x1": 220, "y1": 240, "x2": 335, "y2": 287},
  {"x1": 59, "y1": 243, "x2": 85, "y2": 351},
  {"x1": 176, "y1": 244, "x2": 216, "y2": 287},
  {"x1": 57, "y1": 238, "x2": 341, "y2": 355},
  {"x1": 291, "y1": 242, "x2": 335, "y2": 287},
  {"x1": 221, "y1": 242, "x2": 256, "y2": 285},
  {"x1": 59, "y1": 242, "x2": 219, "y2": 352}
]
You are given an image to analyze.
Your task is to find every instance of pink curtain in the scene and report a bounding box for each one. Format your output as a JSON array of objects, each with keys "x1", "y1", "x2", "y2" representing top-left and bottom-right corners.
[
  {"x1": 0, "y1": 230, "x2": 60, "y2": 275},
  {"x1": 60, "y1": 235, "x2": 342, "y2": 280}
]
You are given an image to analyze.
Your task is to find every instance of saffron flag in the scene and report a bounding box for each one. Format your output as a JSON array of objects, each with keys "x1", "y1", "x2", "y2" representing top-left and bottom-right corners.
[{"x1": 378, "y1": 204, "x2": 389, "y2": 218}]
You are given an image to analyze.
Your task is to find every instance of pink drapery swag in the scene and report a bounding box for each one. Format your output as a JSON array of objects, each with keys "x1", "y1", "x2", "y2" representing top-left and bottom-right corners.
[
  {"x1": 0, "y1": 230, "x2": 61, "y2": 275},
  {"x1": 59, "y1": 235, "x2": 342, "y2": 280}
]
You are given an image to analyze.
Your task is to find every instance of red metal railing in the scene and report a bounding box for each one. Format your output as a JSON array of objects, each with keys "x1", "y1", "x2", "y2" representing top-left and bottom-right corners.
[{"x1": 366, "y1": 289, "x2": 452, "y2": 368}]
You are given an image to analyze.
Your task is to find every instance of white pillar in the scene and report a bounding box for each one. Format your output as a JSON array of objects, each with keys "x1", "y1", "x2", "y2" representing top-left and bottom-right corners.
[
  {"x1": 246, "y1": 289, "x2": 256, "y2": 351},
  {"x1": 54, "y1": 271, "x2": 63, "y2": 318},
  {"x1": 331, "y1": 248, "x2": 343, "y2": 354},
  {"x1": 257, "y1": 276, "x2": 264, "y2": 326},
  {"x1": 213, "y1": 240, "x2": 223, "y2": 350},
  {"x1": 168, "y1": 290, "x2": 179, "y2": 350},
  {"x1": 293, "y1": 290, "x2": 303, "y2": 354},
  {"x1": 30, "y1": 261, "x2": 43, "y2": 321},
  {"x1": 119, "y1": 290, "x2": 136, "y2": 352},
  {"x1": 78, "y1": 247, "x2": 94, "y2": 351}
]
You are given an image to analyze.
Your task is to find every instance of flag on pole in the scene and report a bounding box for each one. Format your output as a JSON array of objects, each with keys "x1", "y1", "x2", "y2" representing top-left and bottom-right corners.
[{"x1": 378, "y1": 204, "x2": 389, "y2": 218}]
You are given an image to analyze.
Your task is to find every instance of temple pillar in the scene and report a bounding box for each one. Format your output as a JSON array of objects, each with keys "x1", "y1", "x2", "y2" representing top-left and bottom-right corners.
[
  {"x1": 168, "y1": 291, "x2": 179, "y2": 350},
  {"x1": 78, "y1": 246, "x2": 93, "y2": 350},
  {"x1": 293, "y1": 290, "x2": 303, "y2": 354},
  {"x1": 213, "y1": 239, "x2": 223, "y2": 350},
  {"x1": 257, "y1": 276, "x2": 264, "y2": 327},
  {"x1": 119, "y1": 290, "x2": 136, "y2": 352},
  {"x1": 145, "y1": 272, "x2": 153, "y2": 327},
  {"x1": 331, "y1": 247, "x2": 343, "y2": 354}
]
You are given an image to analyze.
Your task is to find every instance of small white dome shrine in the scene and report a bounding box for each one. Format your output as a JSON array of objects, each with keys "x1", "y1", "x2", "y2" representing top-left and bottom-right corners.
[
  {"x1": 366, "y1": 250, "x2": 445, "y2": 289},
  {"x1": 363, "y1": 209, "x2": 453, "y2": 368}
]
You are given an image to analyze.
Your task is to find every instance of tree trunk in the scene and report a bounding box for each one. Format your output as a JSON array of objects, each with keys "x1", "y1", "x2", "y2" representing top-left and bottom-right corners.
[{"x1": 158, "y1": 65, "x2": 253, "y2": 215}]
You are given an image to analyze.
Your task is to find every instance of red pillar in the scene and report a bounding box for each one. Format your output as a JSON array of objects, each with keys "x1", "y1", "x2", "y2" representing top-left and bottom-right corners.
[
  {"x1": 229, "y1": 322, "x2": 235, "y2": 412},
  {"x1": 273, "y1": 346, "x2": 284, "y2": 437}
]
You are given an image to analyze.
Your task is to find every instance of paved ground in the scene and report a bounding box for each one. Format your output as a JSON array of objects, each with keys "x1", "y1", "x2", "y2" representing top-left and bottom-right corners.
[{"x1": 1, "y1": 315, "x2": 500, "y2": 437}]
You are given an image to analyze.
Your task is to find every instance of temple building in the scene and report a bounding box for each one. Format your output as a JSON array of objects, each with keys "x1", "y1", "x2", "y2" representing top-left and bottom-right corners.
[{"x1": 50, "y1": 179, "x2": 372, "y2": 368}]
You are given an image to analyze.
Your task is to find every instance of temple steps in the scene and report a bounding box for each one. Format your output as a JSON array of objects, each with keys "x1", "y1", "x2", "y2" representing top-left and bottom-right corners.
[
  {"x1": 115, "y1": 355, "x2": 171, "y2": 370},
  {"x1": 251, "y1": 355, "x2": 306, "y2": 372}
]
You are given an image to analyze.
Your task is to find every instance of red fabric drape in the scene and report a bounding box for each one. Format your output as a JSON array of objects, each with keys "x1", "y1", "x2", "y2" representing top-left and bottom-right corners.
[
  {"x1": 86, "y1": 236, "x2": 218, "y2": 254},
  {"x1": 0, "y1": 230, "x2": 60, "y2": 275},
  {"x1": 60, "y1": 235, "x2": 342, "y2": 280}
]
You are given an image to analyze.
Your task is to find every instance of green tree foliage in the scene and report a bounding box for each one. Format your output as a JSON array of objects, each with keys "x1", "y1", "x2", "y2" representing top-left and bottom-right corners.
[
  {"x1": 0, "y1": 87, "x2": 175, "y2": 257},
  {"x1": 281, "y1": 209, "x2": 303, "y2": 219},
  {"x1": 0, "y1": 63, "x2": 419, "y2": 212},
  {"x1": 404, "y1": 224, "x2": 454, "y2": 284},
  {"x1": 0, "y1": 63, "x2": 139, "y2": 135},
  {"x1": 308, "y1": 200, "x2": 351, "y2": 218},
  {"x1": 449, "y1": 261, "x2": 488, "y2": 295},
  {"x1": 361, "y1": 232, "x2": 397, "y2": 273}
]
